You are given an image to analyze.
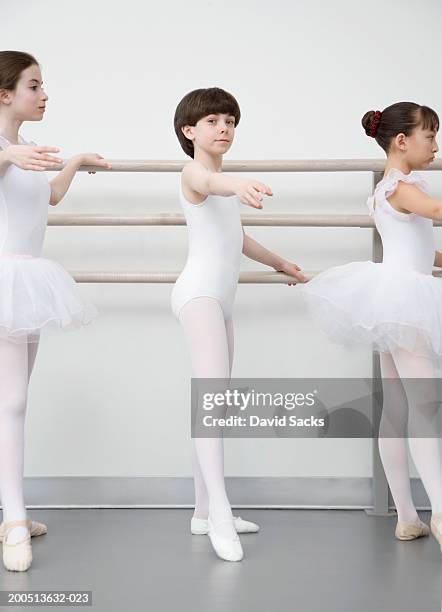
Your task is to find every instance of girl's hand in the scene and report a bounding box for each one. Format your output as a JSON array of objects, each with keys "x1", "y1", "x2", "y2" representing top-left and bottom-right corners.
[
  {"x1": 275, "y1": 260, "x2": 307, "y2": 285},
  {"x1": 4, "y1": 145, "x2": 63, "y2": 171},
  {"x1": 235, "y1": 179, "x2": 272, "y2": 209},
  {"x1": 72, "y1": 153, "x2": 112, "y2": 174}
]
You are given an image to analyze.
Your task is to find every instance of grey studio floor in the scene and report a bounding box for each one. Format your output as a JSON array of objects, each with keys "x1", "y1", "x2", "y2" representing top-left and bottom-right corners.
[{"x1": 0, "y1": 509, "x2": 441, "y2": 612}]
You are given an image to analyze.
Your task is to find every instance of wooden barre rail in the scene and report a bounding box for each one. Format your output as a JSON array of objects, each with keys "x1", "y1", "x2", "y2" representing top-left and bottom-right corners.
[
  {"x1": 67, "y1": 159, "x2": 442, "y2": 173},
  {"x1": 70, "y1": 271, "x2": 298, "y2": 283},
  {"x1": 48, "y1": 213, "x2": 442, "y2": 227},
  {"x1": 68, "y1": 270, "x2": 442, "y2": 283},
  {"x1": 49, "y1": 213, "x2": 375, "y2": 227}
]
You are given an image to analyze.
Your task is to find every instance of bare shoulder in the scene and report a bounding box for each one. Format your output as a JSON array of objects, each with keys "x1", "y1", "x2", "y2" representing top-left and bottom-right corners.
[
  {"x1": 181, "y1": 161, "x2": 210, "y2": 205},
  {"x1": 182, "y1": 159, "x2": 209, "y2": 178},
  {"x1": 388, "y1": 180, "x2": 438, "y2": 218},
  {"x1": 387, "y1": 181, "x2": 421, "y2": 213}
]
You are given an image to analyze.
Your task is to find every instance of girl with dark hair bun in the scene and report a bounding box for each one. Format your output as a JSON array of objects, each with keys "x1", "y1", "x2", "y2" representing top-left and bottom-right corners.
[
  {"x1": 300, "y1": 101, "x2": 442, "y2": 556},
  {"x1": 0, "y1": 51, "x2": 111, "y2": 572},
  {"x1": 361, "y1": 102, "x2": 439, "y2": 153}
]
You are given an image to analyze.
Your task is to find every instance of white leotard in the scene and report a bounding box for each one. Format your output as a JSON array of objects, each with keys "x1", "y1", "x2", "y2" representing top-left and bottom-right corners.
[
  {"x1": 0, "y1": 134, "x2": 96, "y2": 342},
  {"x1": 0, "y1": 134, "x2": 50, "y2": 256},
  {"x1": 368, "y1": 169, "x2": 434, "y2": 274},
  {"x1": 171, "y1": 186, "x2": 244, "y2": 320}
]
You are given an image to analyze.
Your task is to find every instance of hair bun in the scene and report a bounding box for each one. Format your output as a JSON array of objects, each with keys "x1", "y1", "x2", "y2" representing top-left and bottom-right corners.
[{"x1": 361, "y1": 111, "x2": 375, "y2": 136}]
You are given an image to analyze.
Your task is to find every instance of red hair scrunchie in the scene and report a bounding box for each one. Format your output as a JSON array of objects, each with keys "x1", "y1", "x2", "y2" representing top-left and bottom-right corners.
[{"x1": 370, "y1": 111, "x2": 382, "y2": 137}]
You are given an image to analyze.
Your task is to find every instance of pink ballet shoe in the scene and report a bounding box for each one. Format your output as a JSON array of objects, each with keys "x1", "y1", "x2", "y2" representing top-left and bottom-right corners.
[
  {"x1": 0, "y1": 519, "x2": 47, "y2": 542},
  {"x1": 430, "y1": 512, "x2": 442, "y2": 552},
  {"x1": 2, "y1": 519, "x2": 33, "y2": 572},
  {"x1": 395, "y1": 517, "x2": 430, "y2": 541}
]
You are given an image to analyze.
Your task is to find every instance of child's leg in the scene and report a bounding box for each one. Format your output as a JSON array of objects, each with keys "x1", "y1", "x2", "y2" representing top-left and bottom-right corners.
[
  {"x1": 225, "y1": 316, "x2": 234, "y2": 376},
  {"x1": 390, "y1": 343, "x2": 442, "y2": 516},
  {"x1": 190, "y1": 443, "x2": 209, "y2": 519},
  {"x1": 179, "y1": 297, "x2": 236, "y2": 538},
  {"x1": 190, "y1": 314, "x2": 234, "y2": 521},
  {"x1": 379, "y1": 352, "x2": 419, "y2": 522},
  {"x1": 0, "y1": 339, "x2": 30, "y2": 543},
  {"x1": 27, "y1": 339, "x2": 39, "y2": 382}
]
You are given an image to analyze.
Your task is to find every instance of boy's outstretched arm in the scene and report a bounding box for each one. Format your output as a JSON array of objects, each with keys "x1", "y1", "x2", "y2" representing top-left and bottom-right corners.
[
  {"x1": 183, "y1": 161, "x2": 271, "y2": 209},
  {"x1": 242, "y1": 230, "x2": 307, "y2": 283}
]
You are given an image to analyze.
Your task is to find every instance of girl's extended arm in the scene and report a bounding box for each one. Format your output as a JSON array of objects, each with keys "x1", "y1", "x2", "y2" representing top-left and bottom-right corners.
[
  {"x1": 49, "y1": 153, "x2": 111, "y2": 206},
  {"x1": 242, "y1": 230, "x2": 307, "y2": 283},
  {"x1": 389, "y1": 182, "x2": 442, "y2": 220},
  {"x1": 183, "y1": 161, "x2": 272, "y2": 209},
  {"x1": 0, "y1": 145, "x2": 62, "y2": 176}
]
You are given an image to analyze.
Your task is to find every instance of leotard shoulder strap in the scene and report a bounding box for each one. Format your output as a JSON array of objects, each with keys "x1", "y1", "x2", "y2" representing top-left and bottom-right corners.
[{"x1": 366, "y1": 168, "x2": 428, "y2": 220}]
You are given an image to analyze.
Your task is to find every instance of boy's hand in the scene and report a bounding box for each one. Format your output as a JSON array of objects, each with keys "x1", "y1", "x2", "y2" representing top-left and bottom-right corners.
[
  {"x1": 275, "y1": 260, "x2": 307, "y2": 285},
  {"x1": 235, "y1": 179, "x2": 272, "y2": 209}
]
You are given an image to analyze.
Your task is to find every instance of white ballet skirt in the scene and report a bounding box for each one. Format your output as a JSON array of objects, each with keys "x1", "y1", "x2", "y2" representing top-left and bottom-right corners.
[
  {"x1": 298, "y1": 168, "x2": 442, "y2": 363},
  {"x1": 0, "y1": 134, "x2": 97, "y2": 343}
]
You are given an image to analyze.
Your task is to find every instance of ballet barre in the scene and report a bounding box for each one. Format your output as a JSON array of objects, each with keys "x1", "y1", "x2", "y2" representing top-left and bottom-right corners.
[
  {"x1": 53, "y1": 159, "x2": 442, "y2": 172},
  {"x1": 48, "y1": 213, "x2": 375, "y2": 227},
  {"x1": 48, "y1": 159, "x2": 442, "y2": 516},
  {"x1": 48, "y1": 213, "x2": 442, "y2": 228},
  {"x1": 68, "y1": 271, "x2": 313, "y2": 283},
  {"x1": 66, "y1": 269, "x2": 442, "y2": 283}
]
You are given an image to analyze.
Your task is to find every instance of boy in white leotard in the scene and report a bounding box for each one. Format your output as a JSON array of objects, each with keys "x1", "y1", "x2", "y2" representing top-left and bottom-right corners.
[{"x1": 172, "y1": 87, "x2": 306, "y2": 562}]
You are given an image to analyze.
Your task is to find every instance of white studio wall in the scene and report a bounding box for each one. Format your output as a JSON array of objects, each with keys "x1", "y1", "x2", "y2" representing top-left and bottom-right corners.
[{"x1": 3, "y1": 0, "x2": 442, "y2": 490}]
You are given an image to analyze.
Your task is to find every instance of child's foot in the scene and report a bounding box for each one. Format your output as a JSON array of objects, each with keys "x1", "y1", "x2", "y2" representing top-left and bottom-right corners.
[
  {"x1": 0, "y1": 520, "x2": 47, "y2": 542},
  {"x1": 395, "y1": 517, "x2": 430, "y2": 541},
  {"x1": 2, "y1": 520, "x2": 32, "y2": 572},
  {"x1": 430, "y1": 512, "x2": 442, "y2": 552},
  {"x1": 191, "y1": 515, "x2": 259, "y2": 535},
  {"x1": 207, "y1": 516, "x2": 244, "y2": 562}
]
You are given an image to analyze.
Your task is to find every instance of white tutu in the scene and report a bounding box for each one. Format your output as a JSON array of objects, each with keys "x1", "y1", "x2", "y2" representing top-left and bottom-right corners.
[
  {"x1": 299, "y1": 260, "x2": 442, "y2": 363},
  {"x1": 0, "y1": 254, "x2": 97, "y2": 343},
  {"x1": 299, "y1": 168, "x2": 442, "y2": 364},
  {"x1": 0, "y1": 134, "x2": 97, "y2": 344}
]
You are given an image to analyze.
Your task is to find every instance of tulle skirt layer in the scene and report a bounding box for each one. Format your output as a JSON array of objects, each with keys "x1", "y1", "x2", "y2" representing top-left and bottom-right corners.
[
  {"x1": 0, "y1": 254, "x2": 97, "y2": 343},
  {"x1": 299, "y1": 261, "x2": 442, "y2": 362}
]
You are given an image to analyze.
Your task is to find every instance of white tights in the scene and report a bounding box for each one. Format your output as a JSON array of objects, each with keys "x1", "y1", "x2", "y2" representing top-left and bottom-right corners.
[
  {"x1": 379, "y1": 342, "x2": 442, "y2": 522},
  {"x1": 0, "y1": 338, "x2": 39, "y2": 542},
  {"x1": 179, "y1": 297, "x2": 236, "y2": 538}
]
